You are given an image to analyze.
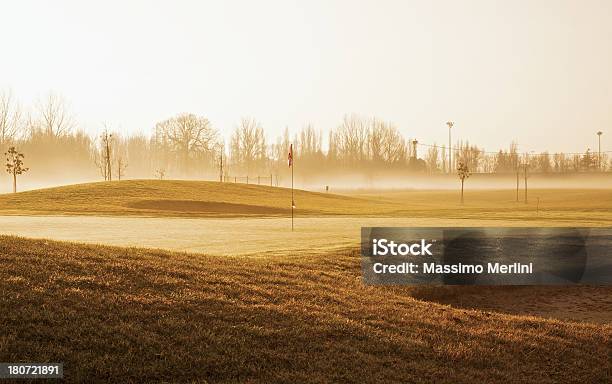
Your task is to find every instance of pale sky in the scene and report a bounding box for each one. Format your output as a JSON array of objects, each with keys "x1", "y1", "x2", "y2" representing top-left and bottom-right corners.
[{"x1": 0, "y1": 0, "x2": 610, "y2": 153}]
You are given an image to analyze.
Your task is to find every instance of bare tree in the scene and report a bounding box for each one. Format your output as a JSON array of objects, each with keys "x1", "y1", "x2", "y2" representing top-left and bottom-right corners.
[
  {"x1": 457, "y1": 161, "x2": 470, "y2": 204},
  {"x1": 425, "y1": 144, "x2": 440, "y2": 173},
  {"x1": 369, "y1": 119, "x2": 406, "y2": 165},
  {"x1": 5, "y1": 146, "x2": 29, "y2": 193},
  {"x1": 327, "y1": 130, "x2": 337, "y2": 163},
  {"x1": 37, "y1": 93, "x2": 75, "y2": 137},
  {"x1": 114, "y1": 134, "x2": 128, "y2": 181},
  {"x1": 103, "y1": 130, "x2": 113, "y2": 181},
  {"x1": 125, "y1": 133, "x2": 152, "y2": 176},
  {"x1": 333, "y1": 114, "x2": 369, "y2": 164},
  {"x1": 93, "y1": 152, "x2": 106, "y2": 181},
  {"x1": 553, "y1": 152, "x2": 568, "y2": 173},
  {"x1": 216, "y1": 142, "x2": 224, "y2": 182},
  {"x1": 456, "y1": 140, "x2": 483, "y2": 172},
  {"x1": 0, "y1": 90, "x2": 22, "y2": 146},
  {"x1": 230, "y1": 117, "x2": 267, "y2": 174},
  {"x1": 116, "y1": 157, "x2": 128, "y2": 180},
  {"x1": 98, "y1": 129, "x2": 114, "y2": 180},
  {"x1": 297, "y1": 124, "x2": 322, "y2": 157},
  {"x1": 93, "y1": 128, "x2": 115, "y2": 181},
  {"x1": 440, "y1": 145, "x2": 447, "y2": 173},
  {"x1": 275, "y1": 126, "x2": 290, "y2": 163},
  {"x1": 155, "y1": 113, "x2": 218, "y2": 174},
  {"x1": 580, "y1": 149, "x2": 597, "y2": 171},
  {"x1": 494, "y1": 142, "x2": 519, "y2": 173}
]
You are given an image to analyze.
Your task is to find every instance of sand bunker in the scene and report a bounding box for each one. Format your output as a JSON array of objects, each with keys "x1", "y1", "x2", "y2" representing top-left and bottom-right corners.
[{"x1": 127, "y1": 199, "x2": 292, "y2": 215}]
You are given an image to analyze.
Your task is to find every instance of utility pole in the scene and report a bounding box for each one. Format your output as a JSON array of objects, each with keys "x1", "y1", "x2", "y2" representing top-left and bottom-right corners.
[
  {"x1": 597, "y1": 131, "x2": 603, "y2": 170},
  {"x1": 446, "y1": 122, "x2": 453, "y2": 173},
  {"x1": 516, "y1": 164, "x2": 520, "y2": 202},
  {"x1": 524, "y1": 153, "x2": 531, "y2": 204}
]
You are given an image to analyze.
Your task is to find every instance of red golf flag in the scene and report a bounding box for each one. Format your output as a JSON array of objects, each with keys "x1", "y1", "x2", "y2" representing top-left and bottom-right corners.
[{"x1": 288, "y1": 144, "x2": 293, "y2": 167}]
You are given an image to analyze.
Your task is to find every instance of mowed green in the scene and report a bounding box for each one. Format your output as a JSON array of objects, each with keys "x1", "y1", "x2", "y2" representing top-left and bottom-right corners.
[
  {"x1": 0, "y1": 236, "x2": 609, "y2": 383},
  {"x1": 0, "y1": 180, "x2": 393, "y2": 217},
  {"x1": 0, "y1": 180, "x2": 611, "y2": 225}
]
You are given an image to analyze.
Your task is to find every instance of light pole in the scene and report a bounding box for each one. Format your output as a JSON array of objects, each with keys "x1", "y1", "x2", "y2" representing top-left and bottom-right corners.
[
  {"x1": 524, "y1": 154, "x2": 528, "y2": 204},
  {"x1": 597, "y1": 131, "x2": 603, "y2": 170},
  {"x1": 446, "y1": 121, "x2": 453, "y2": 173}
]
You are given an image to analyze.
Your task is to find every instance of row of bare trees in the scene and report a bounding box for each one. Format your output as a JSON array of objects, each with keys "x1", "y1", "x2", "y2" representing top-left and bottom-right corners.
[
  {"x1": 1, "y1": 90, "x2": 609, "y2": 187},
  {"x1": 423, "y1": 141, "x2": 608, "y2": 174},
  {"x1": 0, "y1": 91, "x2": 75, "y2": 144}
]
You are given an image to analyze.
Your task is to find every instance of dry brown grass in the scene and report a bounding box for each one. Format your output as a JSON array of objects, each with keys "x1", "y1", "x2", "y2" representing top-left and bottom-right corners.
[{"x1": 0, "y1": 236, "x2": 609, "y2": 383}]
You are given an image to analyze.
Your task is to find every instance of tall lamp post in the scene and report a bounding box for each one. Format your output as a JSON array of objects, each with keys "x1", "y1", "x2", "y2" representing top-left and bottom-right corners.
[
  {"x1": 597, "y1": 131, "x2": 603, "y2": 170},
  {"x1": 446, "y1": 121, "x2": 454, "y2": 173}
]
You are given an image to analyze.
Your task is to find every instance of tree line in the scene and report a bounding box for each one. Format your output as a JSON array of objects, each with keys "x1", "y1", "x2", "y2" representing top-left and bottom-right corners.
[{"x1": 1, "y1": 90, "x2": 609, "y2": 190}]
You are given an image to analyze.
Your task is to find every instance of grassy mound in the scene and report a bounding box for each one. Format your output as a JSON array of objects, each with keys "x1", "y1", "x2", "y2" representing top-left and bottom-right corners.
[
  {"x1": 0, "y1": 236, "x2": 609, "y2": 383},
  {"x1": 0, "y1": 181, "x2": 611, "y2": 225},
  {"x1": 0, "y1": 180, "x2": 393, "y2": 217}
]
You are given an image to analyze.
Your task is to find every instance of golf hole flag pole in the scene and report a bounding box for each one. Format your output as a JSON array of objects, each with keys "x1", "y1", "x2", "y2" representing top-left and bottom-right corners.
[{"x1": 288, "y1": 143, "x2": 294, "y2": 231}]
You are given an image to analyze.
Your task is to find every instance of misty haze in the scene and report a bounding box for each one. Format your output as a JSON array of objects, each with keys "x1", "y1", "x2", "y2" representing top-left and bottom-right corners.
[{"x1": 0, "y1": 1, "x2": 609, "y2": 383}]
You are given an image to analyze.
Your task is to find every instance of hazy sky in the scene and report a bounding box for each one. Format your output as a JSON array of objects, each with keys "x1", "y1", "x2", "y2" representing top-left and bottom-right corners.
[{"x1": 0, "y1": 0, "x2": 610, "y2": 153}]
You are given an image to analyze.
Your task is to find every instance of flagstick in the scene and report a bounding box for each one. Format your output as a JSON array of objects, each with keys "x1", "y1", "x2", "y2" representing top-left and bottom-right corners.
[
  {"x1": 291, "y1": 155, "x2": 294, "y2": 231},
  {"x1": 288, "y1": 143, "x2": 294, "y2": 231}
]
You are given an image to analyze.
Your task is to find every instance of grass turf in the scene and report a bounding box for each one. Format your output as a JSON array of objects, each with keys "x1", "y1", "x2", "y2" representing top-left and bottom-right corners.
[
  {"x1": 0, "y1": 180, "x2": 611, "y2": 225},
  {"x1": 0, "y1": 236, "x2": 609, "y2": 383},
  {"x1": 0, "y1": 180, "x2": 391, "y2": 217}
]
